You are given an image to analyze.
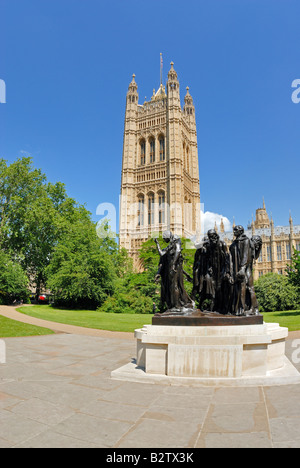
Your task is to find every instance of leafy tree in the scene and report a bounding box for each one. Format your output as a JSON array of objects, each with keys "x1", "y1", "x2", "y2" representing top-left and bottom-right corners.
[
  {"x1": 0, "y1": 157, "x2": 46, "y2": 251},
  {"x1": 0, "y1": 157, "x2": 52, "y2": 295},
  {"x1": 287, "y1": 248, "x2": 300, "y2": 292},
  {"x1": 46, "y1": 216, "x2": 116, "y2": 309},
  {"x1": 254, "y1": 273, "x2": 300, "y2": 312},
  {"x1": 0, "y1": 157, "x2": 92, "y2": 297},
  {"x1": 96, "y1": 221, "x2": 133, "y2": 278},
  {"x1": 0, "y1": 251, "x2": 29, "y2": 304},
  {"x1": 20, "y1": 190, "x2": 60, "y2": 297}
]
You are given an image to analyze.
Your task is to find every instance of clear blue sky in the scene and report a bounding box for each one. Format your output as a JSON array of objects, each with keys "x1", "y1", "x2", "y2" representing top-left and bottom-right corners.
[{"x1": 0, "y1": 0, "x2": 299, "y2": 232}]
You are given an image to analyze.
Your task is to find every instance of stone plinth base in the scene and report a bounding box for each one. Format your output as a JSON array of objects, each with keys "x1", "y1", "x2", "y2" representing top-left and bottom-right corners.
[
  {"x1": 152, "y1": 312, "x2": 264, "y2": 327},
  {"x1": 111, "y1": 322, "x2": 300, "y2": 387}
]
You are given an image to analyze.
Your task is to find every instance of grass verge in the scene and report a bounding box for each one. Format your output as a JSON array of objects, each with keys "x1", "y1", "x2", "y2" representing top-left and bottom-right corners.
[
  {"x1": 9, "y1": 305, "x2": 300, "y2": 334},
  {"x1": 17, "y1": 305, "x2": 153, "y2": 333},
  {"x1": 262, "y1": 309, "x2": 300, "y2": 331},
  {"x1": 0, "y1": 314, "x2": 54, "y2": 338}
]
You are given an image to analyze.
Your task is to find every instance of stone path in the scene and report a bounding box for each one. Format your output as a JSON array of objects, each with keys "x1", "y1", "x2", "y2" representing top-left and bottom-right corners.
[
  {"x1": 0, "y1": 306, "x2": 300, "y2": 448},
  {"x1": 0, "y1": 305, "x2": 134, "y2": 340}
]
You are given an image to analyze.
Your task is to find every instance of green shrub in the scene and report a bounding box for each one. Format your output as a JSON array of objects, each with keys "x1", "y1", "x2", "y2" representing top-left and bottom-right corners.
[
  {"x1": 0, "y1": 251, "x2": 30, "y2": 304},
  {"x1": 255, "y1": 273, "x2": 300, "y2": 312},
  {"x1": 100, "y1": 290, "x2": 153, "y2": 315},
  {"x1": 287, "y1": 248, "x2": 300, "y2": 292}
]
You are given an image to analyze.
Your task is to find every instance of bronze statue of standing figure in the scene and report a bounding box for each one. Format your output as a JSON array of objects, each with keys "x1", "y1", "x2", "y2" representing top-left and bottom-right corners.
[
  {"x1": 229, "y1": 226, "x2": 262, "y2": 316},
  {"x1": 154, "y1": 231, "x2": 194, "y2": 314},
  {"x1": 193, "y1": 230, "x2": 232, "y2": 314}
]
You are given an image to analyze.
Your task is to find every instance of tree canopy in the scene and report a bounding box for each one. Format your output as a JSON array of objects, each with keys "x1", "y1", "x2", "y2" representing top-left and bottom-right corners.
[
  {"x1": 0, "y1": 156, "x2": 124, "y2": 308},
  {"x1": 46, "y1": 217, "x2": 117, "y2": 309}
]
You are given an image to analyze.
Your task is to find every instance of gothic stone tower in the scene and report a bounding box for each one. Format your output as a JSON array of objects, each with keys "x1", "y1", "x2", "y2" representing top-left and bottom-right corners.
[{"x1": 119, "y1": 62, "x2": 201, "y2": 265}]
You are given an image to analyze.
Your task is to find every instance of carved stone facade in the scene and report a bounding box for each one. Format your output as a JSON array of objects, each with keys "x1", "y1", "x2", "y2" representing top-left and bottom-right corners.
[
  {"x1": 119, "y1": 63, "x2": 201, "y2": 266},
  {"x1": 218, "y1": 201, "x2": 300, "y2": 280}
]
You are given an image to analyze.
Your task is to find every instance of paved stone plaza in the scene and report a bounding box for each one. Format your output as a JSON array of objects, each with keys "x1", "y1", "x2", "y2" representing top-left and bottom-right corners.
[{"x1": 1, "y1": 308, "x2": 300, "y2": 448}]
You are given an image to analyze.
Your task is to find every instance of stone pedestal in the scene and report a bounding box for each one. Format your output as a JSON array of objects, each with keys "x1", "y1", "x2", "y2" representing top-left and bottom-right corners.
[
  {"x1": 136, "y1": 322, "x2": 288, "y2": 379},
  {"x1": 111, "y1": 322, "x2": 300, "y2": 387}
]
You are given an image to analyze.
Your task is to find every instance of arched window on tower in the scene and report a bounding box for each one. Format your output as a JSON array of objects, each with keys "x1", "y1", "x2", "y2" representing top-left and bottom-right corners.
[
  {"x1": 140, "y1": 139, "x2": 146, "y2": 166},
  {"x1": 188, "y1": 198, "x2": 192, "y2": 231},
  {"x1": 137, "y1": 195, "x2": 145, "y2": 227},
  {"x1": 158, "y1": 191, "x2": 165, "y2": 225},
  {"x1": 186, "y1": 146, "x2": 190, "y2": 173},
  {"x1": 150, "y1": 138, "x2": 155, "y2": 163},
  {"x1": 277, "y1": 245, "x2": 282, "y2": 261},
  {"x1": 159, "y1": 136, "x2": 165, "y2": 161},
  {"x1": 148, "y1": 192, "x2": 155, "y2": 226}
]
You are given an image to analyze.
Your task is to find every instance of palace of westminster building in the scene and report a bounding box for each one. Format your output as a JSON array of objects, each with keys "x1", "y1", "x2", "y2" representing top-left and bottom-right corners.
[
  {"x1": 119, "y1": 61, "x2": 300, "y2": 277},
  {"x1": 218, "y1": 200, "x2": 300, "y2": 280}
]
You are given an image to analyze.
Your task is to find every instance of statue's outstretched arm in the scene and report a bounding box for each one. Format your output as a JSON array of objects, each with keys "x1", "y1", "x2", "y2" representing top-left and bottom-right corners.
[{"x1": 154, "y1": 238, "x2": 167, "y2": 257}]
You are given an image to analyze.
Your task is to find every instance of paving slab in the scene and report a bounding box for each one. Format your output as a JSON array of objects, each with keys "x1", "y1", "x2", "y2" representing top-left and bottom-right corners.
[{"x1": 1, "y1": 307, "x2": 300, "y2": 448}]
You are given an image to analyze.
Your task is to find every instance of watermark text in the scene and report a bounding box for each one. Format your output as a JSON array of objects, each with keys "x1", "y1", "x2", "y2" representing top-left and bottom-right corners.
[
  {"x1": 0, "y1": 79, "x2": 6, "y2": 103},
  {"x1": 96, "y1": 197, "x2": 204, "y2": 246},
  {"x1": 291, "y1": 339, "x2": 300, "y2": 364},
  {"x1": 291, "y1": 79, "x2": 300, "y2": 104},
  {"x1": 0, "y1": 340, "x2": 6, "y2": 364}
]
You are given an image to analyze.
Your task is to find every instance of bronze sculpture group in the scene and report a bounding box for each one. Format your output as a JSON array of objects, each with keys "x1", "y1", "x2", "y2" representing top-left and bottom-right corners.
[{"x1": 154, "y1": 226, "x2": 262, "y2": 317}]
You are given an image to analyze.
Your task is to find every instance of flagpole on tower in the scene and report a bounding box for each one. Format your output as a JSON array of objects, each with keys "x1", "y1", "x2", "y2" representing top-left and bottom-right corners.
[{"x1": 160, "y1": 53, "x2": 163, "y2": 86}]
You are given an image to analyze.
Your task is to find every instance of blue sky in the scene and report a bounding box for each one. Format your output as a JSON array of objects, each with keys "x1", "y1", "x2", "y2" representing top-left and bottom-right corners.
[{"x1": 0, "y1": 0, "x2": 299, "y2": 233}]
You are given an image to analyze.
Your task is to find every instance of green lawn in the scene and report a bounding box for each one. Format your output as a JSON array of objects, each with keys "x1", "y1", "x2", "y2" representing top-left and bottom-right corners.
[
  {"x1": 262, "y1": 309, "x2": 300, "y2": 332},
  {"x1": 17, "y1": 305, "x2": 153, "y2": 333},
  {"x1": 5, "y1": 305, "x2": 300, "y2": 336},
  {"x1": 0, "y1": 315, "x2": 54, "y2": 338}
]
